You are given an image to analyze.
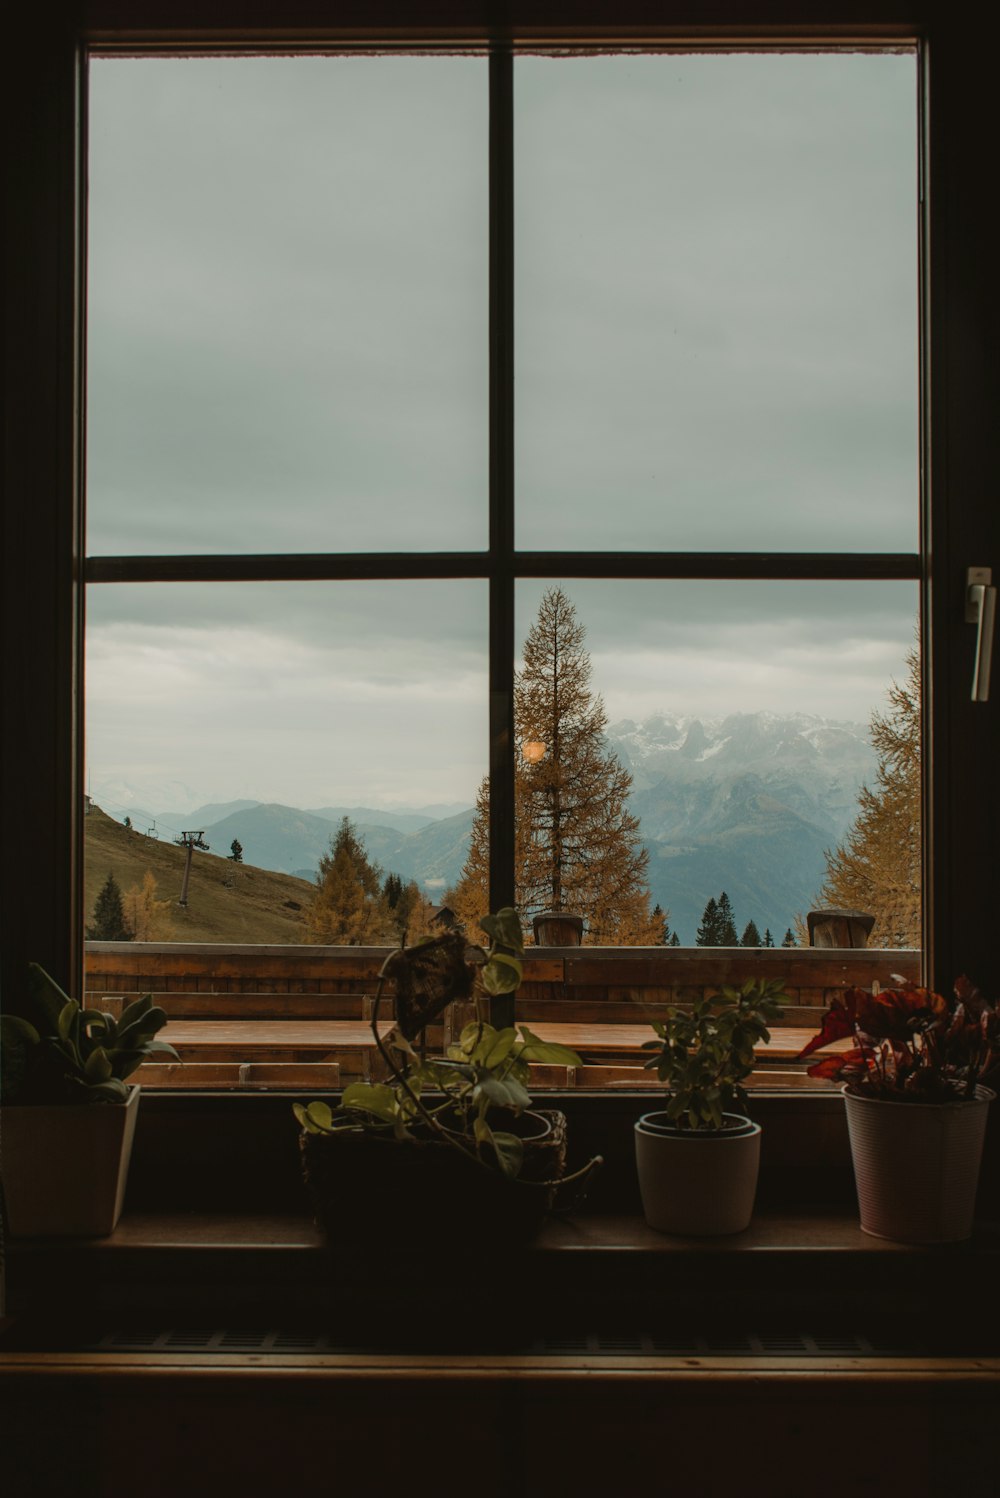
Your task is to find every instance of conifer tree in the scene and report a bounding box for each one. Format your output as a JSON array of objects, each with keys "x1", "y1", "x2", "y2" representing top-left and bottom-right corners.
[
  {"x1": 717, "y1": 891, "x2": 739, "y2": 945},
  {"x1": 763, "y1": 928, "x2": 775, "y2": 948},
  {"x1": 383, "y1": 874, "x2": 436, "y2": 943},
  {"x1": 696, "y1": 896, "x2": 721, "y2": 946},
  {"x1": 229, "y1": 838, "x2": 243, "y2": 863},
  {"x1": 652, "y1": 903, "x2": 676, "y2": 945},
  {"x1": 306, "y1": 817, "x2": 390, "y2": 945},
  {"x1": 813, "y1": 648, "x2": 920, "y2": 948},
  {"x1": 452, "y1": 588, "x2": 665, "y2": 944},
  {"x1": 782, "y1": 927, "x2": 797, "y2": 948},
  {"x1": 122, "y1": 871, "x2": 175, "y2": 941},
  {"x1": 87, "y1": 871, "x2": 134, "y2": 941},
  {"x1": 741, "y1": 919, "x2": 762, "y2": 947}
]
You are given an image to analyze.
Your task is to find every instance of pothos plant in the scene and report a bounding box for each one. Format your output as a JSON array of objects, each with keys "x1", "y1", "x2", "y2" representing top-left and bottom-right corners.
[
  {"x1": 295, "y1": 908, "x2": 585, "y2": 1179},
  {"x1": 0, "y1": 962, "x2": 177, "y2": 1104},
  {"x1": 641, "y1": 978, "x2": 788, "y2": 1130}
]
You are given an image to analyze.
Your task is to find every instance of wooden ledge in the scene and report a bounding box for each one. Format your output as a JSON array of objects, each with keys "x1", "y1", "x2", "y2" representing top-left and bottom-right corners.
[{"x1": 10, "y1": 1209, "x2": 1000, "y2": 1255}]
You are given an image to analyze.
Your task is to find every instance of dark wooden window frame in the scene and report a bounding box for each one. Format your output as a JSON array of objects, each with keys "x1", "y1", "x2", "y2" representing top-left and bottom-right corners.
[{"x1": 5, "y1": 3, "x2": 999, "y2": 1058}]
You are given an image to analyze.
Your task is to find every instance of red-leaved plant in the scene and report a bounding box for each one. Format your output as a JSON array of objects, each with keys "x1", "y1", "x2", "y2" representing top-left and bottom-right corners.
[{"x1": 797, "y1": 976, "x2": 1000, "y2": 1103}]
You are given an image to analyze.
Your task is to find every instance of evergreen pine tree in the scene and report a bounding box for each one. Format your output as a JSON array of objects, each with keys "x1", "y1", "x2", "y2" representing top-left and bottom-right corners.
[
  {"x1": 741, "y1": 919, "x2": 762, "y2": 947},
  {"x1": 668, "y1": 931, "x2": 681, "y2": 947},
  {"x1": 695, "y1": 896, "x2": 721, "y2": 946},
  {"x1": 386, "y1": 879, "x2": 436, "y2": 943},
  {"x1": 305, "y1": 818, "x2": 390, "y2": 945},
  {"x1": 813, "y1": 648, "x2": 921, "y2": 948},
  {"x1": 383, "y1": 872, "x2": 404, "y2": 910},
  {"x1": 452, "y1": 588, "x2": 666, "y2": 944},
  {"x1": 781, "y1": 927, "x2": 796, "y2": 948},
  {"x1": 717, "y1": 891, "x2": 739, "y2": 945},
  {"x1": 763, "y1": 928, "x2": 775, "y2": 948},
  {"x1": 87, "y1": 871, "x2": 134, "y2": 941},
  {"x1": 229, "y1": 838, "x2": 243, "y2": 863},
  {"x1": 652, "y1": 903, "x2": 676, "y2": 945}
]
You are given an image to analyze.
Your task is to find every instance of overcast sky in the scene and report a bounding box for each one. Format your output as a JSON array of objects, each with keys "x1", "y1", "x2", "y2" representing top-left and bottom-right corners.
[{"x1": 85, "y1": 51, "x2": 918, "y2": 814}]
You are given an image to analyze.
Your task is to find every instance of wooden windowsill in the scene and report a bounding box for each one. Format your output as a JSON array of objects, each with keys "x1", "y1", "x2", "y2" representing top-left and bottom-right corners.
[{"x1": 10, "y1": 1207, "x2": 1000, "y2": 1256}]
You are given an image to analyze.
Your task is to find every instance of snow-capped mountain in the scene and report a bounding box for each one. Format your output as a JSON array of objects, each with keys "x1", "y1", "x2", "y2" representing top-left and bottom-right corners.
[{"x1": 607, "y1": 711, "x2": 877, "y2": 940}]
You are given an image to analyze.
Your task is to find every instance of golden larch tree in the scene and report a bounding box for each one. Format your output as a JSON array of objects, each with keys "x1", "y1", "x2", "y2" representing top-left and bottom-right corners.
[
  {"x1": 305, "y1": 817, "x2": 392, "y2": 945},
  {"x1": 814, "y1": 647, "x2": 921, "y2": 949},
  {"x1": 452, "y1": 588, "x2": 665, "y2": 944}
]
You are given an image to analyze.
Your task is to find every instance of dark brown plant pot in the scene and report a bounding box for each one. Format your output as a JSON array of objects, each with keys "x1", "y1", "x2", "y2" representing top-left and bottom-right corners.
[
  {"x1": 299, "y1": 1108, "x2": 568, "y2": 1255},
  {"x1": 532, "y1": 912, "x2": 584, "y2": 946}
]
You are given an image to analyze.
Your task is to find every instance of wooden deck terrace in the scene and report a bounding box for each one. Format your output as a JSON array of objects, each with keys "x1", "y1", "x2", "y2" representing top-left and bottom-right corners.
[{"x1": 84, "y1": 942, "x2": 918, "y2": 1091}]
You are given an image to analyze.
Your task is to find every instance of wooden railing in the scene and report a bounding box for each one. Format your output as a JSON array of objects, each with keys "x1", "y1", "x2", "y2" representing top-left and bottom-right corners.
[
  {"x1": 85, "y1": 941, "x2": 921, "y2": 1017},
  {"x1": 84, "y1": 942, "x2": 920, "y2": 1090}
]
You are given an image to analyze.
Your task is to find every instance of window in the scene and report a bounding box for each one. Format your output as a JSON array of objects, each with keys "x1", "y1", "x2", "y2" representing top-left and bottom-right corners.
[{"x1": 5, "y1": 10, "x2": 999, "y2": 1081}]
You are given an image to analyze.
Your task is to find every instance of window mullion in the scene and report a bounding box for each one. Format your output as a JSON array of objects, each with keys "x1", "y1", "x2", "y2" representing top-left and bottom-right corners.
[{"x1": 488, "y1": 44, "x2": 516, "y2": 1024}]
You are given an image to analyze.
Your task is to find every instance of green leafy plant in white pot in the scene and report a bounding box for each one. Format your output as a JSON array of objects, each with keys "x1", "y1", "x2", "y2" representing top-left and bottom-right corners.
[
  {"x1": 636, "y1": 978, "x2": 787, "y2": 1235},
  {"x1": 0, "y1": 964, "x2": 177, "y2": 1236}
]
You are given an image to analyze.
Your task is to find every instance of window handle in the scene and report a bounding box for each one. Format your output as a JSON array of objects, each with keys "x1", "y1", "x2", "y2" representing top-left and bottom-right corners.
[{"x1": 966, "y1": 566, "x2": 996, "y2": 702}]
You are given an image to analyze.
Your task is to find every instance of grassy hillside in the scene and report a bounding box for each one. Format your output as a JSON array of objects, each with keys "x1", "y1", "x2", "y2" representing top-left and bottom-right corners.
[{"x1": 84, "y1": 805, "x2": 317, "y2": 943}]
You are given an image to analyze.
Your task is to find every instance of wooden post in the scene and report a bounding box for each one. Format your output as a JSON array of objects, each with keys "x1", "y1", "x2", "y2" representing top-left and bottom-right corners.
[{"x1": 807, "y1": 908, "x2": 876, "y2": 948}]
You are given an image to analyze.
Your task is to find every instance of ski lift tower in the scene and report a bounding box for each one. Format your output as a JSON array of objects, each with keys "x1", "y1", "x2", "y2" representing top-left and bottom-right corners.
[{"x1": 176, "y1": 830, "x2": 210, "y2": 907}]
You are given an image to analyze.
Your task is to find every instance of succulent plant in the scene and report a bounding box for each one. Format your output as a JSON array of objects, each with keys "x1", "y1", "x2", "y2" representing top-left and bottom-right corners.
[{"x1": 0, "y1": 963, "x2": 177, "y2": 1104}]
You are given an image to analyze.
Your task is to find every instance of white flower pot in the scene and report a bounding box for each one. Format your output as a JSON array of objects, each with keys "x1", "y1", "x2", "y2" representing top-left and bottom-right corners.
[
  {"x1": 634, "y1": 1110, "x2": 761, "y2": 1235},
  {"x1": 1, "y1": 1084, "x2": 139, "y2": 1236},
  {"x1": 844, "y1": 1085, "x2": 993, "y2": 1244}
]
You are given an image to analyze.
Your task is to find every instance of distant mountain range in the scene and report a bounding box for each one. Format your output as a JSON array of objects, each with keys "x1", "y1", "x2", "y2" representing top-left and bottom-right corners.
[
  {"x1": 102, "y1": 711, "x2": 876, "y2": 942},
  {"x1": 609, "y1": 711, "x2": 875, "y2": 940}
]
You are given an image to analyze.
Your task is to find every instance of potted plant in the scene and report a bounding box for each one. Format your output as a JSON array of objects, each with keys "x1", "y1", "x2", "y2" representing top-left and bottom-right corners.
[
  {"x1": 0, "y1": 963, "x2": 177, "y2": 1236},
  {"x1": 294, "y1": 908, "x2": 601, "y2": 1251},
  {"x1": 635, "y1": 978, "x2": 787, "y2": 1235},
  {"x1": 798, "y1": 975, "x2": 998, "y2": 1242}
]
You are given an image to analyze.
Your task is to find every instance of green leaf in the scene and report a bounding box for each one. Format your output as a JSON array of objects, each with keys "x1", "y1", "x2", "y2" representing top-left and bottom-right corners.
[
  {"x1": 340, "y1": 1083, "x2": 398, "y2": 1124},
  {"x1": 57, "y1": 999, "x2": 80, "y2": 1043},
  {"x1": 483, "y1": 1028, "x2": 518, "y2": 1068},
  {"x1": 475, "y1": 1074, "x2": 516, "y2": 1108},
  {"x1": 518, "y1": 1038, "x2": 582, "y2": 1067},
  {"x1": 502, "y1": 1075, "x2": 532, "y2": 1110},
  {"x1": 481, "y1": 952, "x2": 523, "y2": 995},
  {"x1": 143, "y1": 1039, "x2": 180, "y2": 1060},
  {"x1": 458, "y1": 1021, "x2": 487, "y2": 1055},
  {"x1": 118, "y1": 993, "x2": 154, "y2": 1031},
  {"x1": 1, "y1": 1014, "x2": 40, "y2": 1046},
  {"x1": 26, "y1": 964, "x2": 72, "y2": 1033},
  {"x1": 479, "y1": 908, "x2": 524, "y2": 952},
  {"x1": 84, "y1": 1046, "x2": 113, "y2": 1083},
  {"x1": 305, "y1": 1100, "x2": 335, "y2": 1130},
  {"x1": 489, "y1": 1130, "x2": 525, "y2": 1179},
  {"x1": 84, "y1": 1077, "x2": 130, "y2": 1103}
]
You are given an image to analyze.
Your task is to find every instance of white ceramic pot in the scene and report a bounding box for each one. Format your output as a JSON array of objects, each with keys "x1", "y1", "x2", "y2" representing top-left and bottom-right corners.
[
  {"x1": 1, "y1": 1084, "x2": 139, "y2": 1236},
  {"x1": 844, "y1": 1085, "x2": 993, "y2": 1244},
  {"x1": 634, "y1": 1110, "x2": 761, "y2": 1235}
]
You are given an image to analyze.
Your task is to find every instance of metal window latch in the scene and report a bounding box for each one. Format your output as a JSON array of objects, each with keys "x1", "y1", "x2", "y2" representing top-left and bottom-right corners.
[{"x1": 965, "y1": 566, "x2": 997, "y2": 702}]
